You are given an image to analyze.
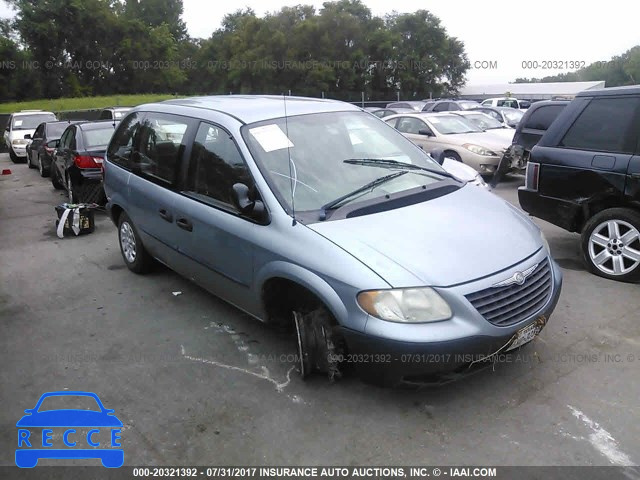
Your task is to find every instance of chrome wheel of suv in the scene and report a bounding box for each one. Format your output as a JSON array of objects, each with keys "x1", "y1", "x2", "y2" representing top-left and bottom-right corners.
[
  {"x1": 583, "y1": 209, "x2": 640, "y2": 281},
  {"x1": 120, "y1": 222, "x2": 137, "y2": 263}
]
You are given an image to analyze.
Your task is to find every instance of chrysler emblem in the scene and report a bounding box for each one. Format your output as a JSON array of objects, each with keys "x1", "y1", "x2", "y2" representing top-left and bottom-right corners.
[{"x1": 493, "y1": 263, "x2": 538, "y2": 288}]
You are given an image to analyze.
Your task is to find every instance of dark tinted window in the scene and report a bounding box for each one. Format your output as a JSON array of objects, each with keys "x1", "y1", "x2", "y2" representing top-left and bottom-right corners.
[
  {"x1": 447, "y1": 103, "x2": 461, "y2": 111},
  {"x1": 185, "y1": 123, "x2": 253, "y2": 208},
  {"x1": 59, "y1": 128, "x2": 73, "y2": 149},
  {"x1": 83, "y1": 126, "x2": 115, "y2": 149},
  {"x1": 432, "y1": 102, "x2": 449, "y2": 112},
  {"x1": 560, "y1": 98, "x2": 640, "y2": 154},
  {"x1": 525, "y1": 105, "x2": 566, "y2": 130},
  {"x1": 136, "y1": 113, "x2": 189, "y2": 185},
  {"x1": 107, "y1": 113, "x2": 140, "y2": 169},
  {"x1": 33, "y1": 124, "x2": 45, "y2": 138},
  {"x1": 99, "y1": 110, "x2": 112, "y2": 120},
  {"x1": 48, "y1": 123, "x2": 69, "y2": 138}
]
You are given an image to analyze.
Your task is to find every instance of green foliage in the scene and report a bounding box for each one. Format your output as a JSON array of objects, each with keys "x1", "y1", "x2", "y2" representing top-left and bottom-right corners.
[
  {"x1": 0, "y1": 93, "x2": 180, "y2": 113},
  {"x1": 3, "y1": 0, "x2": 471, "y2": 102},
  {"x1": 515, "y1": 46, "x2": 640, "y2": 86}
]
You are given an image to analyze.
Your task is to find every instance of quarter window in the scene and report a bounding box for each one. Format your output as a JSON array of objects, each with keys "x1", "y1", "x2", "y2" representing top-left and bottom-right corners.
[
  {"x1": 433, "y1": 102, "x2": 449, "y2": 112},
  {"x1": 560, "y1": 98, "x2": 640, "y2": 154},
  {"x1": 184, "y1": 123, "x2": 254, "y2": 209},
  {"x1": 136, "y1": 114, "x2": 189, "y2": 184}
]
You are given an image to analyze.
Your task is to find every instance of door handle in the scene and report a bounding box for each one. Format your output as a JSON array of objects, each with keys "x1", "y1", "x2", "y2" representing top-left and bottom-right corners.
[
  {"x1": 158, "y1": 208, "x2": 173, "y2": 222},
  {"x1": 176, "y1": 218, "x2": 193, "y2": 232}
]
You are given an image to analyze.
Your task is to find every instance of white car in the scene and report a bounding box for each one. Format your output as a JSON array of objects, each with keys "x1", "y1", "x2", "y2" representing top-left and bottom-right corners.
[
  {"x1": 481, "y1": 97, "x2": 530, "y2": 111},
  {"x1": 385, "y1": 112, "x2": 511, "y2": 174},
  {"x1": 4, "y1": 110, "x2": 57, "y2": 163}
]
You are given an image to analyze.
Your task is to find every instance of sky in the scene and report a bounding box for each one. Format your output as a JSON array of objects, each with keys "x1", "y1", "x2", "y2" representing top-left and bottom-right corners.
[{"x1": 2, "y1": 0, "x2": 638, "y2": 85}]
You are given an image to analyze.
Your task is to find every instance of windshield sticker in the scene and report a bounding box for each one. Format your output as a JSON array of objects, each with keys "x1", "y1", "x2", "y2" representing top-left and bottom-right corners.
[
  {"x1": 249, "y1": 124, "x2": 294, "y2": 152},
  {"x1": 14, "y1": 120, "x2": 23, "y2": 127}
]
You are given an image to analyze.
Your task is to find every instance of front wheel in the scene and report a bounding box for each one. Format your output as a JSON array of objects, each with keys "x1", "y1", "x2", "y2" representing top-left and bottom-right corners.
[
  {"x1": 581, "y1": 208, "x2": 640, "y2": 282},
  {"x1": 444, "y1": 150, "x2": 462, "y2": 163},
  {"x1": 118, "y1": 212, "x2": 154, "y2": 274}
]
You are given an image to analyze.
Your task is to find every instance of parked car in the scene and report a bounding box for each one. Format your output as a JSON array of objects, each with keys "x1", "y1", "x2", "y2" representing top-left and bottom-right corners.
[
  {"x1": 3, "y1": 110, "x2": 57, "y2": 163},
  {"x1": 98, "y1": 107, "x2": 132, "y2": 121},
  {"x1": 365, "y1": 107, "x2": 415, "y2": 118},
  {"x1": 26, "y1": 121, "x2": 80, "y2": 177},
  {"x1": 386, "y1": 101, "x2": 428, "y2": 111},
  {"x1": 470, "y1": 106, "x2": 524, "y2": 128},
  {"x1": 519, "y1": 85, "x2": 640, "y2": 282},
  {"x1": 423, "y1": 100, "x2": 481, "y2": 112},
  {"x1": 103, "y1": 96, "x2": 561, "y2": 386},
  {"x1": 450, "y1": 111, "x2": 515, "y2": 143},
  {"x1": 384, "y1": 112, "x2": 511, "y2": 174},
  {"x1": 509, "y1": 100, "x2": 569, "y2": 168},
  {"x1": 51, "y1": 121, "x2": 117, "y2": 204},
  {"x1": 481, "y1": 97, "x2": 531, "y2": 110}
]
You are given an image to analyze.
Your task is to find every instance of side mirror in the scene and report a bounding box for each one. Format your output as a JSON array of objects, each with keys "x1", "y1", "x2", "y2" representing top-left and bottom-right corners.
[
  {"x1": 232, "y1": 183, "x2": 266, "y2": 220},
  {"x1": 24, "y1": 134, "x2": 31, "y2": 140},
  {"x1": 418, "y1": 129, "x2": 433, "y2": 137}
]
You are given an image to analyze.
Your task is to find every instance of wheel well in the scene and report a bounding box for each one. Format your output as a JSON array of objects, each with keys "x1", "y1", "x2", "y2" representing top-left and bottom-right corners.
[
  {"x1": 579, "y1": 198, "x2": 635, "y2": 233},
  {"x1": 110, "y1": 204, "x2": 124, "y2": 225},
  {"x1": 262, "y1": 278, "x2": 334, "y2": 329}
]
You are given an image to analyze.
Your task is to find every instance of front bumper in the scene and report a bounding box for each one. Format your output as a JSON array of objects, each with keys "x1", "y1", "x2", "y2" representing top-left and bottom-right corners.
[
  {"x1": 11, "y1": 145, "x2": 28, "y2": 157},
  {"x1": 341, "y1": 254, "x2": 563, "y2": 386},
  {"x1": 460, "y1": 151, "x2": 501, "y2": 174}
]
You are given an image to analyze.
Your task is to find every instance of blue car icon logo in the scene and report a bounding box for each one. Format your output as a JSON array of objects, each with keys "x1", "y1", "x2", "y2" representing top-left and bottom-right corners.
[{"x1": 16, "y1": 391, "x2": 123, "y2": 468}]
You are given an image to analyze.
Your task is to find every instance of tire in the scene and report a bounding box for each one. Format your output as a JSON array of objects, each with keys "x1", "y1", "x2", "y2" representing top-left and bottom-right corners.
[
  {"x1": 27, "y1": 152, "x2": 36, "y2": 168},
  {"x1": 65, "y1": 172, "x2": 77, "y2": 204},
  {"x1": 51, "y1": 165, "x2": 64, "y2": 190},
  {"x1": 9, "y1": 148, "x2": 19, "y2": 163},
  {"x1": 38, "y1": 154, "x2": 50, "y2": 177},
  {"x1": 581, "y1": 208, "x2": 640, "y2": 282},
  {"x1": 118, "y1": 212, "x2": 153, "y2": 274},
  {"x1": 444, "y1": 150, "x2": 462, "y2": 163}
]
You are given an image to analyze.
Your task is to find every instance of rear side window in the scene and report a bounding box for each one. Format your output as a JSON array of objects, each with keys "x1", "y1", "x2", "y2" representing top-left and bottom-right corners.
[
  {"x1": 136, "y1": 113, "x2": 189, "y2": 185},
  {"x1": 560, "y1": 98, "x2": 640, "y2": 154},
  {"x1": 107, "y1": 113, "x2": 140, "y2": 169},
  {"x1": 396, "y1": 117, "x2": 426, "y2": 134},
  {"x1": 184, "y1": 123, "x2": 254, "y2": 209},
  {"x1": 525, "y1": 105, "x2": 566, "y2": 130},
  {"x1": 432, "y1": 102, "x2": 449, "y2": 112}
]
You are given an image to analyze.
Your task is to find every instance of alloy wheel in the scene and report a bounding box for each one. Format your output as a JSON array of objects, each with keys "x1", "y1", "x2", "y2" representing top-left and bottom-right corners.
[
  {"x1": 588, "y1": 219, "x2": 640, "y2": 276},
  {"x1": 120, "y1": 222, "x2": 137, "y2": 263}
]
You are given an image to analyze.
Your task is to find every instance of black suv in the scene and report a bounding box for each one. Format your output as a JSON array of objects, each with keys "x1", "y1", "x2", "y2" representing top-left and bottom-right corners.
[{"x1": 519, "y1": 85, "x2": 640, "y2": 282}]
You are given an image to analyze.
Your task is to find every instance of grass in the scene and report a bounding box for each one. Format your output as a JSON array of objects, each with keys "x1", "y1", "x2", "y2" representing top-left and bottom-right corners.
[{"x1": 0, "y1": 93, "x2": 185, "y2": 114}]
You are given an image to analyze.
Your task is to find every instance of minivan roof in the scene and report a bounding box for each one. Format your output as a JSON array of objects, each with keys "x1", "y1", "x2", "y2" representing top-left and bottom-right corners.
[
  {"x1": 157, "y1": 95, "x2": 359, "y2": 124},
  {"x1": 577, "y1": 85, "x2": 640, "y2": 97}
]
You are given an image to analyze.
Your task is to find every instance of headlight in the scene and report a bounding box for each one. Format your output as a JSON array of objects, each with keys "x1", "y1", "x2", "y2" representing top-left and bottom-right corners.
[
  {"x1": 357, "y1": 287, "x2": 452, "y2": 323},
  {"x1": 463, "y1": 144, "x2": 497, "y2": 156},
  {"x1": 12, "y1": 139, "x2": 29, "y2": 145},
  {"x1": 540, "y1": 231, "x2": 551, "y2": 253}
]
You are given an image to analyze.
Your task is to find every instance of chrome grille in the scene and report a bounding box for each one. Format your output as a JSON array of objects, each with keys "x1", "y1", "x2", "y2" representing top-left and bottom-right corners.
[{"x1": 466, "y1": 259, "x2": 552, "y2": 327}]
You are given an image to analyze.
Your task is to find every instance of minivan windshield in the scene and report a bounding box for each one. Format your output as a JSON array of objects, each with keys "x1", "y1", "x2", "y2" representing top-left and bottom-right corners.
[{"x1": 242, "y1": 111, "x2": 450, "y2": 212}]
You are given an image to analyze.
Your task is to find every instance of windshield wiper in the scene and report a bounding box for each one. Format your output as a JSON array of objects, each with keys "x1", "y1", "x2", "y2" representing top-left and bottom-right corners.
[
  {"x1": 343, "y1": 158, "x2": 454, "y2": 179},
  {"x1": 319, "y1": 171, "x2": 408, "y2": 220}
]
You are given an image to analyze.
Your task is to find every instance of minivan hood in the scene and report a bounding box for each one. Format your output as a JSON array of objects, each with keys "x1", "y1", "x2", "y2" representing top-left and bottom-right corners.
[{"x1": 308, "y1": 185, "x2": 542, "y2": 287}]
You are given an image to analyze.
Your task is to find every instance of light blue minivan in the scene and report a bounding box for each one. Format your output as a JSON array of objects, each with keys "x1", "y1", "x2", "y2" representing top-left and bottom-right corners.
[{"x1": 103, "y1": 96, "x2": 562, "y2": 386}]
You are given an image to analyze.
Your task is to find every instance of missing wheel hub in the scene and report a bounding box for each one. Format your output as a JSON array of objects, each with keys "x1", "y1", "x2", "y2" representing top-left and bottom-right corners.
[{"x1": 293, "y1": 309, "x2": 342, "y2": 382}]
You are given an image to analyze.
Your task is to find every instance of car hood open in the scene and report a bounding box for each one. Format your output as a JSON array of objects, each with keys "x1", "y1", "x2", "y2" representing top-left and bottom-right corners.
[{"x1": 308, "y1": 185, "x2": 542, "y2": 287}]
